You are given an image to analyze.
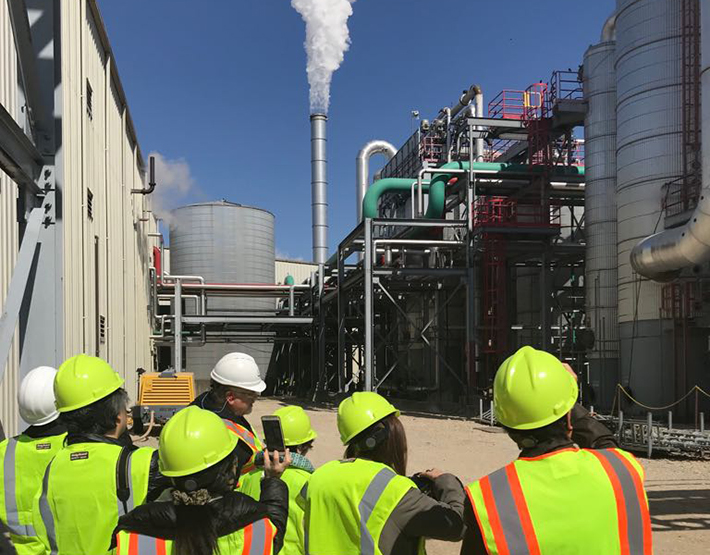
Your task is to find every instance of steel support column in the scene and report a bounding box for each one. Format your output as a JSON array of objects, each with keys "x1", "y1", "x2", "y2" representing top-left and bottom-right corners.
[
  {"x1": 174, "y1": 280, "x2": 182, "y2": 371},
  {"x1": 364, "y1": 218, "x2": 374, "y2": 391}
]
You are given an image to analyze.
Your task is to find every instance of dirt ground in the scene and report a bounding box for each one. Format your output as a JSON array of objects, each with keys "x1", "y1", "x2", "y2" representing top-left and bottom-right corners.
[{"x1": 141, "y1": 398, "x2": 710, "y2": 554}]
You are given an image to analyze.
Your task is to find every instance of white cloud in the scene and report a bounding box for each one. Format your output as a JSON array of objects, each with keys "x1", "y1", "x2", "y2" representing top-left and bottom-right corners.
[
  {"x1": 148, "y1": 151, "x2": 201, "y2": 221},
  {"x1": 276, "y1": 248, "x2": 306, "y2": 262}
]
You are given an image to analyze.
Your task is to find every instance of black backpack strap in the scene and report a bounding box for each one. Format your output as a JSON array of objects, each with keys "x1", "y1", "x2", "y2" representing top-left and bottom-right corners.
[{"x1": 116, "y1": 446, "x2": 134, "y2": 515}]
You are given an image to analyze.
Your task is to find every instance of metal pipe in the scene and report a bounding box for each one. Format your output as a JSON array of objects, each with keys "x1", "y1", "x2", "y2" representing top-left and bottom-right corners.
[
  {"x1": 601, "y1": 12, "x2": 617, "y2": 42},
  {"x1": 364, "y1": 218, "x2": 374, "y2": 391},
  {"x1": 132, "y1": 155, "x2": 157, "y2": 195},
  {"x1": 311, "y1": 114, "x2": 328, "y2": 264},
  {"x1": 630, "y1": 2, "x2": 710, "y2": 280},
  {"x1": 174, "y1": 279, "x2": 182, "y2": 371},
  {"x1": 356, "y1": 140, "x2": 397, "y2": 222}
]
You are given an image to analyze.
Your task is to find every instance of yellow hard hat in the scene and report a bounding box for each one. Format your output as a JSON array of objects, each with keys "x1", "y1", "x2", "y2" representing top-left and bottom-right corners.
[
  {"x1": 54, "y1": 354, "x2": 125, "y2": 412},
  {"x1": 159, "y1": 406, "x2": 238, "y2": 477},
  {"x1": 494, "y1": 346, "x2": 578, "y2": 430},
  {"x1": 337, "y1": 392, "x2": 399, "y2": 445},
  {"x1": 274, "y1": 405, "x2": 317, "y2": 447}
]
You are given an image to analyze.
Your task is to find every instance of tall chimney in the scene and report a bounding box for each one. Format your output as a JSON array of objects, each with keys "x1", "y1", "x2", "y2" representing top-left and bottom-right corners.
[{"x1": 310, "y1": 114, "x2": 328, "y2": 264}]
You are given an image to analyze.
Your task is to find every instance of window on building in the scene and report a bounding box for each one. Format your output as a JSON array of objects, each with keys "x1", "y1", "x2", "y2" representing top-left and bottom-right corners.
[
  {"x1": 87, "y1": 188, "x2": 94, "y2": 220},
  {"x1": 86, "y1": 80, "x2": 93, "y2": 120}
]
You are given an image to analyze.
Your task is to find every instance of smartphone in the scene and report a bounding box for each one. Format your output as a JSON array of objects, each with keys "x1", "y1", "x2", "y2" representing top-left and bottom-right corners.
[{"x1": 261, "y1": 415, "x2": 286, "y2": 452}]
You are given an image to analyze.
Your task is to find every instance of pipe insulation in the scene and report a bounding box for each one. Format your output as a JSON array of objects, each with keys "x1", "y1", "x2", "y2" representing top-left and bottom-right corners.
[
  {"x1": 356, "y1": 140, "x2": 397, "y2": 222},
  {"x1": 630, "y1": 1, "x2": 708, "y2": 280},
  {"x1": 311, "y1": 114, "x2": 328, "y2": 264}
]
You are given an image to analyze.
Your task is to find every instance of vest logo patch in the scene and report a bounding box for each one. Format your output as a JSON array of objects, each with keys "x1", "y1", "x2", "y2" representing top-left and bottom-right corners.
[
  {"x1": 35, "y1": 443, "x2": 52, "y2": 450},
  {"x1": 70, "y1": 451, "x2": 89, "y2": 461}
]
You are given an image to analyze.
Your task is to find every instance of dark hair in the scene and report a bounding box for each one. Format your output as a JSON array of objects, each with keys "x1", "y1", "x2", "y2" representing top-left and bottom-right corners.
[
  {"x1": 345, "y1": 414, "x2": 408, "y2": 475},
  {"x1": 208, "y1": 380, "x2": 231, "y2": 404},
  {"x1": 61, "y1": 388, "x2": 129, "y2": 436},
  {"x1": 172, "y1": 442, "x2": 253, "y2": 555},
  {"x1": 291, "y1": 440, "x2": 314, "y2": 456},
  {"x1": 504, "y1": 415, "x2": 570, "y2": 450}
]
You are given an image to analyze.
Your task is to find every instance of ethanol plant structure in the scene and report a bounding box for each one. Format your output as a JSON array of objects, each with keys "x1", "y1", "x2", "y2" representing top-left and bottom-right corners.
[{"x1": 145, "y1": 0, "x2": 710, "y2": 426}]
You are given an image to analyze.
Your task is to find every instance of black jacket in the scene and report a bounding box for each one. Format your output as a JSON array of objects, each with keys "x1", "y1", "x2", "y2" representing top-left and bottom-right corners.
[
  {"x1": 111, "y1": 478, "x2": 289, "y2": 553},
  {"x1": 66, "y1": 433, "x2": 170, "y2": 502}
]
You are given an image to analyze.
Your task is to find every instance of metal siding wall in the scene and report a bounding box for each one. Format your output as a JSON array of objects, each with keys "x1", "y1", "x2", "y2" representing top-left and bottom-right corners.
[
  {"x1": 60, "y1": 1, "x2": 157, "y2": 401},
  {"x1": 275, "y1": 260, "x2": 318, "y2": 285},
  {"x1": 0, "y1": 1, "x2": 20, "y2": 434}
]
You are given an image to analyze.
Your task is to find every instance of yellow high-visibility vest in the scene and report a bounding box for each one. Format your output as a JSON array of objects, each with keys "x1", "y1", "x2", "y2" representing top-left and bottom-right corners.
[
  {"x1": 112, "y1": 517, "x2": 276, "y2": 555},
  {"x1": 0, "y1": 433, "x2": 66, "y2": 555},
  {"x1": 466, "y1": 448, "x2": 652, "y2": 555},
  {"x1": 31, "y1": 442, "x2": 154, "y2": 555},
  {"x1": 303, "y1": 458, "x2": 425, "y2": 555}
]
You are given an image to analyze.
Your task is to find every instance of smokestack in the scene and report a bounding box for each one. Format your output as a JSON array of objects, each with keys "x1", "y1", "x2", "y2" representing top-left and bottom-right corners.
[{"x1": 310, "y1": 113, "x2": 328, "y2": 264}]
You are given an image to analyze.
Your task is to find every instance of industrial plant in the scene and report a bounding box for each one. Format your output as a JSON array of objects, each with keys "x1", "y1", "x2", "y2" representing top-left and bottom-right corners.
[{"x1": 2, "y1": 0, "x2": 710, "y2": 462}]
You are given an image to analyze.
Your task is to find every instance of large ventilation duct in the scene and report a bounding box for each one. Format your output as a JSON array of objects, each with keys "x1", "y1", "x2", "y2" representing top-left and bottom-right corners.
[
  {"x1": 356, "y1": 141, "x2": 397, "y2": 222},
  {"x1": 630, "y1": 0, "x2": 708, "y2": 280},
  {"x1": 583, "y1": 12, "x2": 619, "y2": 407},
  {"x1": 311, "y1": 114, "x2": 328, "y2": 265}
]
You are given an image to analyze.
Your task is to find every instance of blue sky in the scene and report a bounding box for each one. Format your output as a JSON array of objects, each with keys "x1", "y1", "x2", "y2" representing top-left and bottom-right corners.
[{"x1": 98, "y1": 0, "x2": 614, "y2": 261}]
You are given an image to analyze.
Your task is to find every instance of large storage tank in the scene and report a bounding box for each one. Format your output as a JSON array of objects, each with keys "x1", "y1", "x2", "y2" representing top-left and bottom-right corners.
[
  {"x1": 615, "y1": 0, "x2": 683, "y2": 404},
  {"x1": 169, "y1": 201, "x2": 275, "y2": 389},
  {"x1": 584, "y1": 36, "x2": 619, "y2": 407}
]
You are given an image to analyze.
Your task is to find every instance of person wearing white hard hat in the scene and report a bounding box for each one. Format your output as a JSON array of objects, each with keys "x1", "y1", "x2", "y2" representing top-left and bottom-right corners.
[
  {"x1": 190, "y1": 352, "x2": 267, "y2": 495},
  {"x1": 0, "y1": 366, "x2": 66, "y2": 555}
]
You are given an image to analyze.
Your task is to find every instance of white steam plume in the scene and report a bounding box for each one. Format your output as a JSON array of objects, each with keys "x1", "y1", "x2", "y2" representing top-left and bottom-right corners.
[
  {"x1": 291, "y1": 0, "x2": 356, "y2": 114},
  {"x1": 148, "y1": 151, "x2": 202, "y2": 225}
]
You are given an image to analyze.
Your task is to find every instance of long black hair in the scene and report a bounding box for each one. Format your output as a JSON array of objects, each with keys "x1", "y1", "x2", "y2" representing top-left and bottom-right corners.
[{"x1": 172, "y1": 441, "x2": 252, "y2": 555}]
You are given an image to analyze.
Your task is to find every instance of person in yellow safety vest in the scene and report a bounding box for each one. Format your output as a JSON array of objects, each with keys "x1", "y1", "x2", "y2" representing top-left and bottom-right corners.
[
  {"x1": 190, "y1": 353, "x2": 265, "y2": 493},
  {"x1": 302, "y1": 392, "x2": 466, "y2": 555},
  {"x1": 461, "y1": 346, "x2": 653, "y2": 555},
  {"x1": 110, "y1": 406, "x2": 290, "y2": 555},
  {"x1": 28, "y1": 355, "x2": 167, "y2": 555},
  {"x1": 0, "y1": 367, "x2": 66, "y2": 555},
  {"x1": 239, "y1": 405, "x2": 318, "y2": 553}
]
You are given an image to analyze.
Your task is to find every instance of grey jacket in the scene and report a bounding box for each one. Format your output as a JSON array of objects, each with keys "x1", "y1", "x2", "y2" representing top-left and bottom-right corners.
[{"x1": 380, "y1": 473, "x2": 466, "y2": 555}]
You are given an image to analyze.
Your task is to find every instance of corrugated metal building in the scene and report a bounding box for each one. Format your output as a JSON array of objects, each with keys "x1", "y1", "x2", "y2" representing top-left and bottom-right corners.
[
  {"x1": 0, "y1": 0, "x2": 158, "y2": 434},
  {"x1": 275, "y1": 259, "x2": 317, "y2": 285}
]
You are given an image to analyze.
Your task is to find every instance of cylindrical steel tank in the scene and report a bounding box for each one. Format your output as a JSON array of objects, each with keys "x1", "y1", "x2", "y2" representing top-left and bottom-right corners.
[
  {"x1": 615, "y1": 0, "x2": 682, "y2": 404},
  {"x1": 584, "y1": 38, "x2": 619, "y2": 406},
  {"x1": 169, "y1": 201, "x2": 275, "y2": 389}
]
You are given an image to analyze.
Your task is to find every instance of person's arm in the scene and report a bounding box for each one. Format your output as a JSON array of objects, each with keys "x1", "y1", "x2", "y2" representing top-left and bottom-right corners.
[
  {"x1": 570, "y1": 404, "x2": 618, "y2": 449},
  {"x1": 460, "y1": 495, "x2": 488, "y2": 555},
  {"x1": 258, "y1": 477, "x2": 289, "y2": 552},
  {"x1": 380, "y1": 472, "x2": 465, "y2": 554}
]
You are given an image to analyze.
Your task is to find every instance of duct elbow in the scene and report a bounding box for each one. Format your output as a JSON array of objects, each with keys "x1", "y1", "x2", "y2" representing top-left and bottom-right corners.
[{"x1": 601, "y1": 12, "x2": 617, "y2": 42}]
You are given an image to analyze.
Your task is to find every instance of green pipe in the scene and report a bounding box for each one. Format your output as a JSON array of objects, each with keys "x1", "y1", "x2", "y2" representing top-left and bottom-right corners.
[
  {"x1": 362, "y1": 162, "x2": 585, "y2": 221},
  {"x1": 362, "y1": 179, "x2": 431, "y2": 219}
]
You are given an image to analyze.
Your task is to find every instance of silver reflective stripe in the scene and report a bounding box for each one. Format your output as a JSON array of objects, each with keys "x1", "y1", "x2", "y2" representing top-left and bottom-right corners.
[
  {"x1": 358, "y1": 467, "x2": 396, "y2": 555},
  {"x1": 138, "y1": 534, "x2": 159, "y2": 554},
  {"x1": 249, "y1": 518, "x2": 268, "y2": 555},
  {"x1": 223, "y1": 419, "x2": 257, "y2": 448},
  {"x1": 596, "y1": 450, "x2": 646, "y2": 554},
  {"x1": 38, "y1": 463, "x2": 58, "y2": 555},
  {"x1": 487, "y1": 467, "x2": 532, "y2": 555},
  {"x1": 3, "y1": 439, "x2": 36, "y2": 537}
]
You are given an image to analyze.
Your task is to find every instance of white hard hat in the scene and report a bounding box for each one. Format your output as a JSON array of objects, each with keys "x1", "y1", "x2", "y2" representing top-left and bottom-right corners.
[
  {"x1": 18, "y1": 366, "x2": 60, "y2": 426},
  {"x1": 210, "y1": 352, "x2": 266, "y2": 393}
]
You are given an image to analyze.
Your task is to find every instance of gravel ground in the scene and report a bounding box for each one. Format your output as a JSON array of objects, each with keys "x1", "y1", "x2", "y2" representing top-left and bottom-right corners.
[{"x1": 138, "y1": 398, "x2": 710, "y2": 554}]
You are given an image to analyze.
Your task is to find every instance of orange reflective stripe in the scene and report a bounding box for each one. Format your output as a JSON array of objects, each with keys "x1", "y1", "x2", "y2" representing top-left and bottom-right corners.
[
  {"x1": 610, "y1": 451, "x2": 652, "y2": 555},
  {"x1": 480, "y1": 476, "x2": 511, "y2": 555},
  {"x1": 589, "y1": 451, "x2": 630, "y2": 555},
  {"x1": 242, "y1": 522, "x2": 253, "y2": 555},
  {"x1": 128, "y1": 533, "x2": 139, "y2": 555},
  {"x1": 505, "y1": 465, "x2": 541, "y2": 555},
  {"x1": 466, "y1": 485, "x2": 495, "y2": 555},
  {"x1": 156, "y1": 538, "x2": 167, "y2": 555},
  {"x1": 116, "y1": 533, "x2": 121, "y2": 554},
  {"x1": 262, "y1": 521, "x2": 274, "y2": 555},
  {"x1": 223, "y1": 420, "x2": 258, "y2": 450}
]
